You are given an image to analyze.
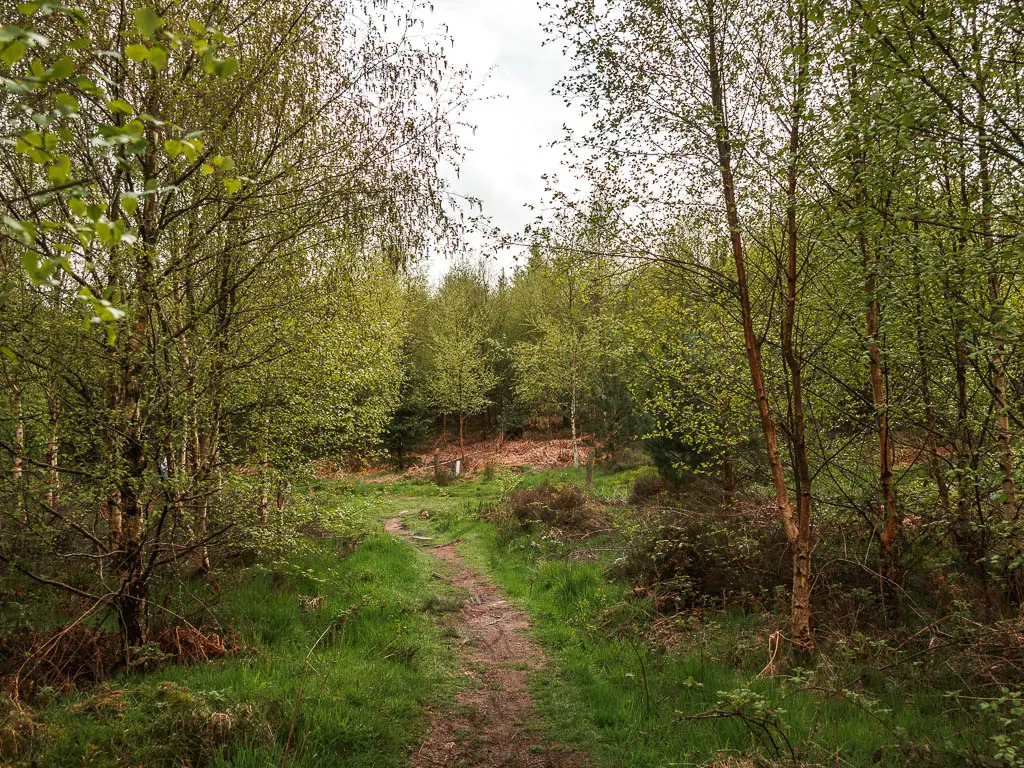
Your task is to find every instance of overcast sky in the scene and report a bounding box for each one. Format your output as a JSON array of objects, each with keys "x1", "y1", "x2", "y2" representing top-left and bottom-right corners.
[{"x1": 426, "y1": 0, "x2": 586, "y2": 281}]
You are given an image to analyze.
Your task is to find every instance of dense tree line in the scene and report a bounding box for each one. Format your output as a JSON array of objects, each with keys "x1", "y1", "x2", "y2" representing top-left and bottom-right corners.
[
  {"x1": 542, "y1": 0, "x2": 1024, "y2": 656},
  {"x1": 393, "y1": 0, "x2": 1024, "y2": 660},
  {"x1": 0, "y1": 0, "x2": 460, "y2": 656}
]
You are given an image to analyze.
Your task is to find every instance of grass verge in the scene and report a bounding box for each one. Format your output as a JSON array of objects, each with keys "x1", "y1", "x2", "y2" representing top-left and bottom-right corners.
[
  {"x1": 4, "y1": 533, "x2": 459, "y2": 768},
  {"x1": 387, "y1": 468, "x2": 994, "y2": 767}
]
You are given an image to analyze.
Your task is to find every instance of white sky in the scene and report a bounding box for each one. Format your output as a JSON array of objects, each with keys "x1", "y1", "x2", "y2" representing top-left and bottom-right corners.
[{"x1": 426, "y1": 0, "x2": 587, "y2": 282}]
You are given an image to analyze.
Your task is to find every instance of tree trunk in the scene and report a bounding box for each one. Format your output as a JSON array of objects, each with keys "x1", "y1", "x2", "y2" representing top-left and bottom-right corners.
[
  {"x1": 115, "y1": 119, "x2": 161, "y2": 649},
  {"x1": 950, "y1": 162, "x2": 991, "y2": 608},
  {"x1": 570, "y1": 381, "x2": 580, "y2": 469},
  {"x1": 911, "y1": 236, "x2": 952, "y2": 520},
  {"x1": 705, "y1": 0, "x2": 808, "y2": 655},
  {"x1": 9, "y1": 372, "x2": 25, "y2": 521},
  {"x1": 978, "y1": 113, "x2": 1019, "y2": 598},
  {"x1": 9, "y1": 374, "x2": 22, "y2": 483},
  {"x1": 862, "y1": 226, "x2": 900, "y2": 587},
  {"x1": 952, "y1": 285, "x2": 991, "y2": 607},
  {"x1": 258, "y1": 414, "x2": 271, "y2": 526},
  {"x1": 850, "y1": 84, "x2": 901, "y2": 587},
  {"x1": 458, "y1": 412, "x2": 465, "y2": 465},
  {"x1": 781, "y1": 15, "x2": 814, "y2": 656},
  {"x1": 44, "y1": 392, "x2": 59, "y2": 508},
  {"x1": 705, "y1": 0, "x2": 796, "y2": 545}
]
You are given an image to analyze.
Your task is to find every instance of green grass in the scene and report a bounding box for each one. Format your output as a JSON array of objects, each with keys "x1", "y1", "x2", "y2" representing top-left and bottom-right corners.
[
  {"x1": 365, "y1": 468, "x2": 992, "y2": 767},
  {"x1": 6, "y1": 466, "x2": 1004, "y2": 767},
  {"x1": 8, "y1": 534, "x2": 462, "y2": 768}
]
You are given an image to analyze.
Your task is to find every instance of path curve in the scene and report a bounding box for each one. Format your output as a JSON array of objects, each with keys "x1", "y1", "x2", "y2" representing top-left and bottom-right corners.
[{"x1": 384, "y1": 516, "x2": 584, "y2": 768}]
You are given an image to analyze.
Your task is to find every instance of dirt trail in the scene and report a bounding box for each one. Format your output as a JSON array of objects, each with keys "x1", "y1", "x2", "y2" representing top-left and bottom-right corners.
[{"x1": 383, "y1": 517, "x2": 584, "y2": 768}]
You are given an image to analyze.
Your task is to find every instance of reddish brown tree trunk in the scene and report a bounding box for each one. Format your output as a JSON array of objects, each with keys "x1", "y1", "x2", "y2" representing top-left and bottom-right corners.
[
  {"x1": 861, "y1": 230, "x2": 900, "y2": 586},
  {"x1": 705, "y1": 0, "x2": 809, "y2": 655}
]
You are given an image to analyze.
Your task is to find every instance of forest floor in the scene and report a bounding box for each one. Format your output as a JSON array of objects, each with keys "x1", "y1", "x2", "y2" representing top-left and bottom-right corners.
[{"x1": 3, "y1": 464, "x2": 1013, "y2": 767}]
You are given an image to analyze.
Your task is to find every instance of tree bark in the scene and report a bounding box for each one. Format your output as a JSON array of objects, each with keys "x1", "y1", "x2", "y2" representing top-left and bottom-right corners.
[
  {"x1": 570, "y1": 378, "x2": 580, "y2": 469},
  {"x1": 979, "y1": 112, "x2": 1020, "y2": 599},
  {"x1": 781, "y1": 11, "x2": 814, "y2": 657},
  {"x1": 8, "y1": 371, "x2": 25, "y2": 521},
  {"x1": 910, "y1": 231, "x2": 952, "y2": 520},
  {"x1": 115, "y1": 119, "x2": 161, "y2": 649},
  {"x1": 44, "y1": 391, "x2": 59, "y2": 508},
  {"x1": 458, "y1": 412, "x2": 465, "y2": 465},
  {"x1": 9, "y1": 374, "x2": 22, "y2": 483},
  {"x1": 705, "y1": 0, "x2": 809, "y2": 654},
  {"x1": 861, "y1": 222, "x2": 900, "y2": 586}
]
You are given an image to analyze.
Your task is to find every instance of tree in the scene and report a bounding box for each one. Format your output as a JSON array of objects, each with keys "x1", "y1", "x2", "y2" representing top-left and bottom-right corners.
[
  {"x1": 421, "y1": 264, "x2": 498, "y2": 464},
  {"x1": 0, "y1": 0, "x2": 464, "y2": 654},
  {"x1": 551, "y1": 0, "x2": 823, "y2": 655}
]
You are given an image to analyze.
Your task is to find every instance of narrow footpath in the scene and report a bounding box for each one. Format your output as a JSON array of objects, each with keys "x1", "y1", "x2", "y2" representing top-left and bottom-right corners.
[{"x1": 383, "y1": 516, "x2": 585, "y2": 768}]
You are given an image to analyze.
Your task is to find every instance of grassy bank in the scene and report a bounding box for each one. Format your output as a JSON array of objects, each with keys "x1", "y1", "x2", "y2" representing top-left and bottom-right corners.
[
  {"x1": 4, "y1": 532, "x2": 461, "y2": 768},
  {"x1": 5, "y1": 466, "x2": 1012, "y2": 767},
  {"x1": 388, "y1": 467, "x2": 996, "y2": 767}
]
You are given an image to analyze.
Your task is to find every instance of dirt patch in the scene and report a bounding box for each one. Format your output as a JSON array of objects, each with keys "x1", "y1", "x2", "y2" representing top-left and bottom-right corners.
[
  {"x1": 322, "y1": 436, "x2": 595, "y2": 483},
  {"x1": 384, "y1": 517, "x2": 586, "y2": 768}
]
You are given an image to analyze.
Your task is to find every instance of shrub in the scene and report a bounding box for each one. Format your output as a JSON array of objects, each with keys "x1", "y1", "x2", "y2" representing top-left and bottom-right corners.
[
  {"x1": 479, "y1": 482, "x2": 590, "y2": 536},
  {"x1": 630, "y1": 473, "x2": 668, "y2": 503},
  {"x1": 507, "y1": 483, "x2": 588, "y2": 529},
  {"x1": 609, "y1": 508, "x2": 789, "y2": 613}
]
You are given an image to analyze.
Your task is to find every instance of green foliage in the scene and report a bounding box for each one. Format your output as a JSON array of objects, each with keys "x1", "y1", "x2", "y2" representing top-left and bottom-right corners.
[
  {"x1": 7, "y1": 534, "x2": 460, "y2": 767},
  {"x1": 0, "y1": 0, "x2": 465, "y2": 652},
  {"x1": 417, "y1": 263, "x2": 499, "y2": 429},
  {"x1": 975, "y1": 689, "x2": 1024, "y2": 767}
]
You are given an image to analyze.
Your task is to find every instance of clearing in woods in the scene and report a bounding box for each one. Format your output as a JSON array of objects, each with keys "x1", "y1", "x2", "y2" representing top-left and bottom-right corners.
[{"x1": 383, "y1": 515, "x2": 584, "y2": 768}]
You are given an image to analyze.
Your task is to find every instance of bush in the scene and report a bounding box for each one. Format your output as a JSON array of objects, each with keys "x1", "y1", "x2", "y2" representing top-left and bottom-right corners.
[
  {"x1": 481, "y1": 482, "x2": 589, "y2": 533},
  {"x1": 603, "y1": 440, "x2": 650, "y2": 471},
  {"x1": 609, "y1": 508, "x2": 789, "y2": 614},
  {"x1": 630, "y1": 473, "x2": 668, "y2": 503},
  {"x1": 508, "y1": 483, "x2": 588, "y2": 528}
]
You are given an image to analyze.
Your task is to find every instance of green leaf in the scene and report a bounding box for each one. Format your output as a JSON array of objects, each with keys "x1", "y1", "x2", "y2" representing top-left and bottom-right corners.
[
  {"x1": 16, "y1": 3, "x2": 39, "y2": 15},
  {"x1": 214, "y1": 57, "x2": 237, "y2": 78},
  {"x1": 223, "y1": 177, "x2": 241, "y2": 195},
  {"x1": 121, "y1": 195, "x2": 138, "y2": 217},
  {"x1": 46, "y1": 154, "x2": 71, "y2": 183},
  {"x1": 68, "y1": 36, "x2": 91, "y2": 50},
  {"x1": 1, "y1": 40, "x2": 26, "y2": 66},
  {"x1": 163, "y1": 138, "x2": 182, "y2": 157},
  {"x1": 72, "y1": 75, "x2": 100, "y2": 95},
  {"x1": 68, "y1": 197, "x2": 86, "y2": 217},
  {"x1": 147, "y1": 45, "x2": 167, "y2": 71},
  {"x1": 22, "y1": 252, "x2": 56, "y2": 284},
  {"x1": 4, "y1": 216, "x2": 36, "y2": 246},
  {"x1": 133, "y1": 7, "x2": 162, "y2": 39},
  {"x1": 105, "y1": 97, "x2": 133, "y2": 114},
  {"x1": 125, "y1": 43, "x2": 149, "y2": 63},
  {"x1": 200, "y1": 163, "x2": 214, "y2": 175},
  {"x1": 54, "y1": 92, "x2": 79, "y2": 115},
  {"x1": 49, "y1": 55, "x2": 74, "y2": 79}
]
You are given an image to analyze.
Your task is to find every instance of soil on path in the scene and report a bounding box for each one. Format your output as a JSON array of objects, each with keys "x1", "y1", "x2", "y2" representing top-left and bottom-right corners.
[{"x1": 383, "y1": 516, "x2": 585, "y2": 768}]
